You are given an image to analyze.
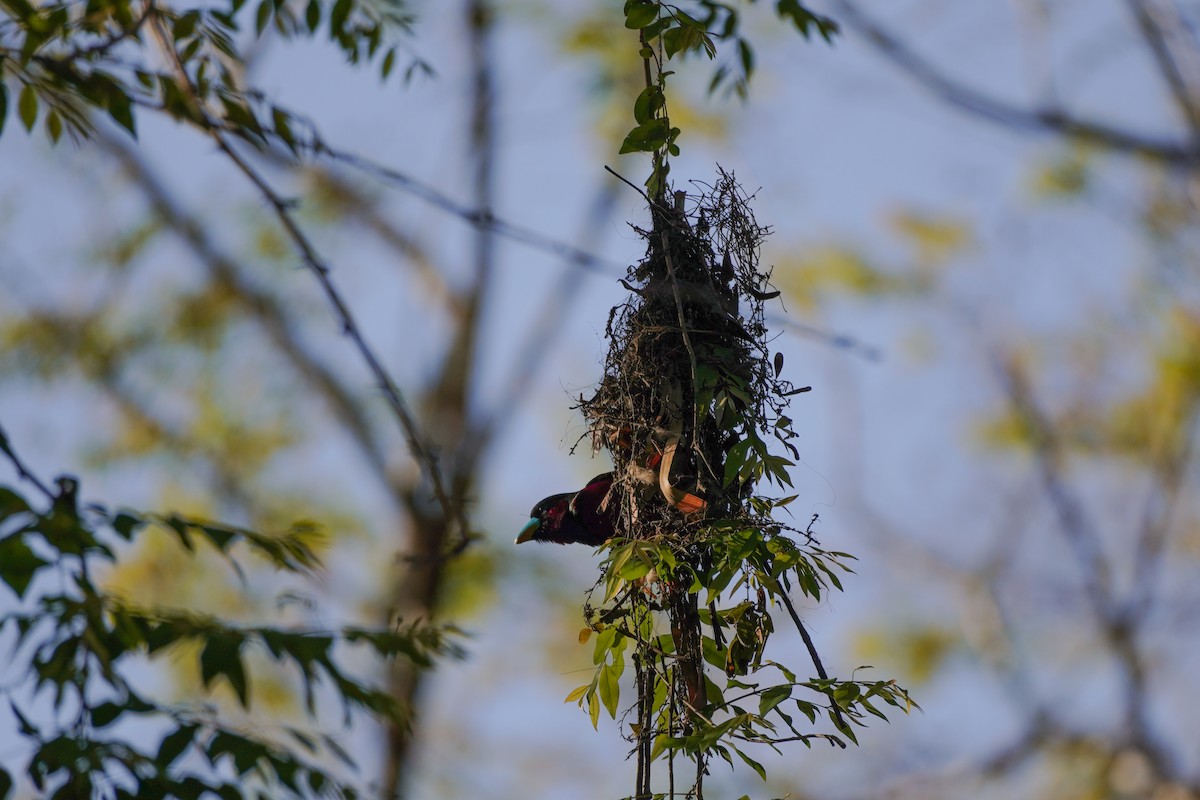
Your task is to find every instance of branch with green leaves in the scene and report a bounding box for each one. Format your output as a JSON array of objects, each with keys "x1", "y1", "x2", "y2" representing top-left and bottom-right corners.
[
  {"x1": 1, "y1": 0, "x2": 475, "y2": 553},
  {"x1": 0, "y1": 426, "x2": 460, "y2": 799},
  {"x1": 617, "y1": 0, "x2": 838, "y2": 196}
]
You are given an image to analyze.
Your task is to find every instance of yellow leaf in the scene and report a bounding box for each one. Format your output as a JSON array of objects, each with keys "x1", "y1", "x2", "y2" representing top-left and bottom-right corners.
[
  {"x1": 588, "y1": 690, "x2": 601, "y2": 729},
  {"x1": 887, "y1": 209, "x2": 971, "y2": 267}
]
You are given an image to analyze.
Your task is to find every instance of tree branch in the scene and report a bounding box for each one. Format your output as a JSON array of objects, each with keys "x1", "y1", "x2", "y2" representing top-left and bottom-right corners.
[
  {"x1": 994, "y1": 356, "x2": 1113, "y2": 617},
  {"x1": 0, "y1": 425, "x2": 55, "y2": 501},
  {"x1": 215, "y1": 135, "x2": 467, "y2": 547},
  {"x1": 322, "y1": 147, "x2": 619, "y2": 276},
  {"x1": 96, "y1": 132, "x2": 398, "y2": 497},
  {"x1": 1122, "y1": 0, "x2": 1200, "y2": 139},
  {"x1": 146, "y1": 14, "x2": 463, "y2": 543},
  {"x1": 829, "y1": 0, "x2": 1200, "y2": 166}
]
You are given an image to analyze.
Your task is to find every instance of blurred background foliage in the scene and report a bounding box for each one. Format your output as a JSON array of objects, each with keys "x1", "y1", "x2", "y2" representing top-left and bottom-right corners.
[{"x1": 2, "y1": 0, "x2": 1199, "y2": 798}]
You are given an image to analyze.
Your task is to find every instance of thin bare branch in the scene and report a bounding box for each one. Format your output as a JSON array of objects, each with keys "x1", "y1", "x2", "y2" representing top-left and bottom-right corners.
[
  {"x1": 778, "y1": 590, "x2": 848, "y2": 736},
  {"x1": 772, "y1": 316, "x2": 881, "y2": 360},
  {"x1": 96, "y1": 132, "x2": 398, "y2": 495},
  {"x1": 993, "y1": 356, "x2": 1113, "y2": 617},
  {"x1": 215, "y1": 135, "x2": 466, "y2": 545},
  {"x1": 146, "y1": 15, "x2": 460, "y2": 541},
  {"x1": 0, "y1": 425, "x2": 55, "y2": 501},
  {"x1": 324, "y1": 147, "x2": 619, "y2": 276},
  {"x1": 1129, "y1": 403, "x2": 1199, "y2": 618},
  {"x1": 279, "y1": 161, "x2": 460, "y2": 315},
  {"x1": 829, "y1": 0, "x2": 1200, "y2": 166},
  {"x1": 1123, "y1": 0, "x2": 1200, "y2": 138}
]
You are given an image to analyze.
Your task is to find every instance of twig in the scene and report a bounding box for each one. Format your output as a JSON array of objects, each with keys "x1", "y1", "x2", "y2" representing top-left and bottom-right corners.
[
  {"x1": 994, "y1": 356, "x2": 1112, "y2": 617},
  {"x1": 604, "y1": 164, "x2": 653, "y2": 205},
  {"x1": 1129, "y1": 404, "x2": 1198, "y2": 619},
  {"x1": 777, "y1": 590, "x2": 848, "y2": 738},
  {"x1": 325, "y1": 147, "x2": 619, "y2": 276},
  {"x1": 1122, "y1": 0, "x2": 1200, "y2": 139},
  {"x1": 96, "y1": 131, "x2": 397, "y2": 500},
  {"x1": 771, "y1": 315, "x2": 881, "y2": 361},
  {"x1": 217, "y1": 137, "x2": 468, "y2": 553},
  {"x1": 145, "y1": 15, "x2": 468, "y2": 553},
  {"x1": 0, "y1": 426, "x2": 55, "y2": 502},
  {"x1": 829, "y1": 0, "x2": 1200, "y2": 166}
]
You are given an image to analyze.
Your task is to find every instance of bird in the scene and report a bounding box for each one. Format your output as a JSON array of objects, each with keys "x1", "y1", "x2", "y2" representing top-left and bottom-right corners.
[{"x1": 515, "y1": 473, "x2": 617, "y2": 546}]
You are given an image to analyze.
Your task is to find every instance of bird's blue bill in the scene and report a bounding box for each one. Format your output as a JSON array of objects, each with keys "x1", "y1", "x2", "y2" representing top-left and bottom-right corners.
[{"x1": 515, "y1": 518, "x2": 541, "y2": 544}]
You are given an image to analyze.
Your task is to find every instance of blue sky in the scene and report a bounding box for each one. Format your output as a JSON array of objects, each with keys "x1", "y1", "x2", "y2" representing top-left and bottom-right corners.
[{"x1": 2, "y1": 1, "x2": 1197, "y2": 797}]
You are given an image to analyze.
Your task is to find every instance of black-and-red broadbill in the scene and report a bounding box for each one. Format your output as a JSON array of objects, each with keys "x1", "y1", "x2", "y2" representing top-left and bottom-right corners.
[{"x1": 515, "y1": 473, "x2": 617, "y2": 546}]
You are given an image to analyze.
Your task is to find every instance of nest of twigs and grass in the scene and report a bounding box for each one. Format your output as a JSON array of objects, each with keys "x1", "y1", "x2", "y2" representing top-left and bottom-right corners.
[
  {"x1": 579, "y1": 168, "x2": 804, "y2": 541},
  {"x1": 563, "y1": 169, "x2": 912, "y2": 800}
]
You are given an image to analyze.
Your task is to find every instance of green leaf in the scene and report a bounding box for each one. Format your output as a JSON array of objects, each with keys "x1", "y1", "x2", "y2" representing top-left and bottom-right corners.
[
  {"x1": 91, "y1": 702, "x2": 124, "y2": 727},
  {"x1": 624, "y1": 2, "x2": 657, "y2": 29},
  {"x1": 200, "y1": 635, "x2": 249, "y2": 708},
  {"x1": 111, "y1": 512, "x2": 142, "y2": 540},
  {"x1": 44, "y1": 109, "x2": 61, "y2": 144},
  {"x1": 775, "y1": 0, "x2": 839, "y2": 42},
  {"x1": 759, "y1": 684, "x2": 792, "y2": 716},
  {"x1": 0, "y1": 487, "x2": 30, "y2": 518},
  {"x1": 18, "y1": 84, "x2": 37, "y2": 132},
  {"x1": 0, "y1": 534, "x2": 49, "y2": 598},
  {"x1": 587, "y1": 689, "x2": 600, "y2": 729},
  {"x1": 633, "y1": 86, "x2": 663, "y2": 125},
  {"x1": 156, "y1": 724, "x2": 197, "y2": 766},
  {"x1": 329, "y1": 0, "x2": 351, "y2": 33},
  {"x1": 723, "y1": 438, "x2": 753, "y2": 487},
  {"x1": 597, "y1": 664, "x2": 619, "y2": 719},
  {"x1": 738, "y1": 38, "x2": 754, "y2": 79},
  {"x1": 200, "y1": 524, "x2": 237, "y2": 552},
  {"x1": 108, "y1": 92, "x2": 136, "y2": 137},
  {"x1": 218, "y1": 96, "x2": 262, "y2": 139},
  {"x1": 255, "y1": 0, "x2": 272, "y2": 35},
  {"x1": 0, "y1": 767, "x2": 11, "y2": 800},
  {"x1": 592, "y1": 625, "x2": 616, "y2": 665},
  {"x1": 321, "y1": 733, "x2": 355, "y2": 768},
  {"x1": 733, "y1": 746, "x2": 767, "y2": 780},
  {"x1": 381, "y1": 48, "x2": 396, "y2": 80},
  {"x1": 304, "y1": 0, "x2": 320, "y2": 31},
  {"x1": 663, "y1": 24, "x2": 712, "y2": 59},
  {"x1": 10, "y1": 702, "x2": 36, "y2": 737},
  {"x1": 174, "y1": 11, "x2": 199, "y2": 40},
  {"x1": 833, "y1": 681, "x2": 861, "y2": 709},
  {"x1": 619, "y1": 118, "x2": 670, "y2": 155}
]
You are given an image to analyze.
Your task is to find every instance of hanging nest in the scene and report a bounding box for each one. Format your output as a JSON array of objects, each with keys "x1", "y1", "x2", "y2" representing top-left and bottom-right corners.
[
  {"x1": 579, "y1": 168, "x2": 802, "y2": 542},
  {"x1": 575, "y1": 169, "x2": 813, "y2": 764},
  {"x1": 568, "y1": 169, "x2": 910, "y2": 799}
]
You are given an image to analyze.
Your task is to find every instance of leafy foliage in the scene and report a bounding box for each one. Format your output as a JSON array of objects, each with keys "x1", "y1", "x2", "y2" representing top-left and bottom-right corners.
[
  {"x1": 0, "y1": 0, "x2": 423, "y2": 146},
  {"x1": 617, "y1": 0, "x2": 837, "y2": 195},
  {"x1": 0, "y1": 429, "x2": 459, "y2": 799}
]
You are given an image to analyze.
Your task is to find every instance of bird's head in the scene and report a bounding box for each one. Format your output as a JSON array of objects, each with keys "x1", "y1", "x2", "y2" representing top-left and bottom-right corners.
[{"x1": 514, "y1": 491, "x2": 573, "y2": 544}]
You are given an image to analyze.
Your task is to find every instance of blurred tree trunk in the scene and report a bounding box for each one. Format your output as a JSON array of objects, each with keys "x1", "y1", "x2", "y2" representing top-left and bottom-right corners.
[{"x1": 382, "y1": 1, "x2": 496, "y2": 795}]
